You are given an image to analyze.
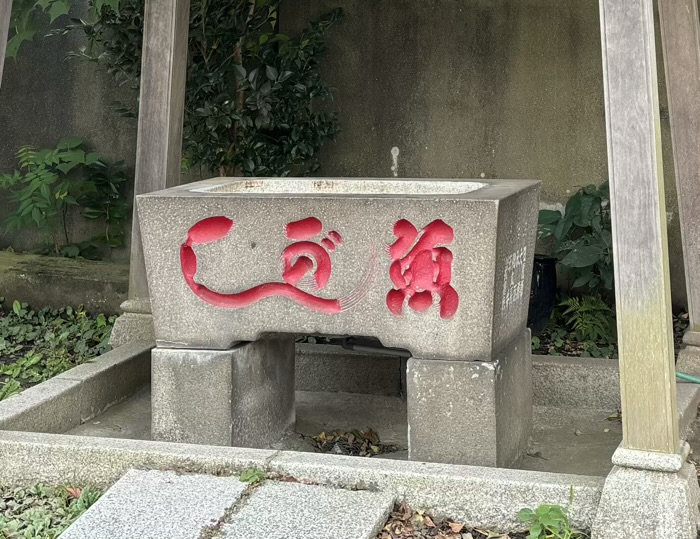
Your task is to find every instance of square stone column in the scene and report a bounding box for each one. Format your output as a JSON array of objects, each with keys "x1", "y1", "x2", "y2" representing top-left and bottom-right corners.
[
  {"x1": 592, "y1": 442, "x2": 700, "y2": 539},
  {"x1": 151, "y1": 337, "x2": 295, "y2": 447},
  {"x1": 406, "y1": 328, "x2": 532, "y2": 467}
]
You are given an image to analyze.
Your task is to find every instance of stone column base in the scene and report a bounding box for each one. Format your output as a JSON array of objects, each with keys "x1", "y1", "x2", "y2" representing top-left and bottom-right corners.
[
  {"x1": 407, "y1": 328, "x2": 532, "y2": 467},
  {"x1": 109, "y1": 299, "x2": 155, "y2": 348},
  {"x1": 151, "y1": 337, "x2": 295, "y2": 448},
  {"x1": 676, "y1": 331, "x2": 700, "y2": 378},
  {"x1": 592, "y1": 443, "x2": 700, "y2": 539}
]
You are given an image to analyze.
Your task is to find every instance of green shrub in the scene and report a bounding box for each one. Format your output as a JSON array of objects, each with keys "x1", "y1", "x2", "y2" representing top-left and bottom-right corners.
[
  {"x1": 60, "y1": 0, "x2": 343, "y2": 177},
  {"x1": 538, "y1": 181, "x2": 613, "y2": 295},
  {"x1": 0, "y1": 138, "x2": 128, "y2": 259}
]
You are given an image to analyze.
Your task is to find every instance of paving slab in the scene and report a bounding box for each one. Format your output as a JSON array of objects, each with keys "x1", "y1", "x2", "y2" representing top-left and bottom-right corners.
[
  {"x1": 60, "y1": 469, "x2": 247, "y2": 539},
  {"x1": 220, "y1": 481, "x2": 394, "y2": 539}
]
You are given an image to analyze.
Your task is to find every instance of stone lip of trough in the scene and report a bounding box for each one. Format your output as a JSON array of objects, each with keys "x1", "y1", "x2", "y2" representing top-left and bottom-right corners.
[
  {"x1": 139, "y1": 177, "x2": 540, "y2": 200},
  {"x1": 0, "y1": 429, "x2": 603, "y2": 533},
  {"x1": 136, "y1": 177, "x2": 541, "y2": 359}
]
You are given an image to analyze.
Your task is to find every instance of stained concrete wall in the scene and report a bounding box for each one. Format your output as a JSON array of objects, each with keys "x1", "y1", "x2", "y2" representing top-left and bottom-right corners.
[
  {"x1": 282, "y1": 0, "x2": 687, "y2": 307},
  {"x1": 0, "y1": 2, "x2": 137, "y2": 261}
]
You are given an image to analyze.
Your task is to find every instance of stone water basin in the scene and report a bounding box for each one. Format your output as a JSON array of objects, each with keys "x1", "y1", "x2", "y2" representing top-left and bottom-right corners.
[{"x1": 137, "y1": 177, "x2": 539, "y2": 360}]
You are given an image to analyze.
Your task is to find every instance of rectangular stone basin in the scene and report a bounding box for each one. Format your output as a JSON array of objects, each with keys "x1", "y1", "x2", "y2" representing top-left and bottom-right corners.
[{"x1": 137, "y1": 177, "x2": 539, "y2": 361}]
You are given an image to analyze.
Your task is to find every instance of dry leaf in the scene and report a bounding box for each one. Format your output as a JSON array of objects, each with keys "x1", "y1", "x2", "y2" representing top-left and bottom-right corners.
[
  {"x1": 448, "y1": 521, "x2": 464, "y2": 533},
  {"x1": 603, "y1": 428, "x2": 610, "y2": 433},
  {"x1": 65, "y1": 487, "x2": 82, "y2": 500},
  {"x1": 424, "y1": 515, "x2": 436, "y2": 527},
  {"x1": 463, "y1": 534, "x2": 474, "y2": 539},
  {"x1": 574, "y1": 429, "x2": 582, "y2": 436}
]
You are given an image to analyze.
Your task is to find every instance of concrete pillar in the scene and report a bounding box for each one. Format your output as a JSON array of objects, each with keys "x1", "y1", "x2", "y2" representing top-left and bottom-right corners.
[
  {"x1": 658, "y1": 0, "x2": 700, "y2": 377},
  {"x1": 110, "y1": 0, "x2": 190, "y2": 348},
  {"x1": 151, "y1": 337, "x2": 295, "y2": 447},
  {"x1": 406, "y1": 328, "x2": 532, "y2": 467},
  {"x1": 593, "y1": 0, "x2": 700, "y2": 536}
]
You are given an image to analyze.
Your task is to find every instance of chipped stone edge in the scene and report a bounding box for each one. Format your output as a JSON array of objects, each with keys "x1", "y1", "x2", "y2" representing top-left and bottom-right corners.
[
  {"x1": 0, "y1": 430, "x2": 603, "y2": 532},
  {"x1": 0, "y1": 341, "x2": 153, "y2": 431}
]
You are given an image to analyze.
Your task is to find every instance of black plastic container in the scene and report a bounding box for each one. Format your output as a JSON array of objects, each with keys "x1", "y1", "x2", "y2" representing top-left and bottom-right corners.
[{"x1": 527, "y1": 255, "x2": 558, "y2": 336}]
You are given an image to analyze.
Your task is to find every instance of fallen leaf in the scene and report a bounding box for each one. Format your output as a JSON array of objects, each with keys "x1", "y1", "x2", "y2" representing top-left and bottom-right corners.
[
  {"x1": 424, "y1": 515, "x2": 436, "y2": 527},
  {"x1": 603, "y1": 428, "x2": 610, "y2": 433},
  {"x1": 574, "y1": 429, "x2": 582, "y2": 436},
  {"x1": 65, "y1": 487, "x2": 81, "y2": 500},
  {"x1": 463, "y1": 534, "x2": 474, "y2": 539},
  {"x1": 448, "y1": 521, "x2": 464, "y2": 533}
]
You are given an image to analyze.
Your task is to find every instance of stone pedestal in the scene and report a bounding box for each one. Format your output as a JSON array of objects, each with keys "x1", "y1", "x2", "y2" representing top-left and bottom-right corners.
[
  {"x1": 151, "y1": 337, "x2": 295, "y2": 447},
  {"x1": 592, "y1": 443, "x2": 700, "y2": 539},
  {"x1": 406, "y1": 328, "x2": 532, "y2": 467},
  {"x1": 109, "y1": 299, "x2": 155, "y2": 349},
  {"x1": 676, "y1": 331, "x2": 700, "y2": 378}
]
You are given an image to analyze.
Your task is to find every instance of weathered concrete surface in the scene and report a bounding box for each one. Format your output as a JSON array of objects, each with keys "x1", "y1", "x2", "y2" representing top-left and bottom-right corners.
[
  {"x1": 151, "y1": 338, "x2": 295, "y2": 447},
  {"x1": 296, "y1": 343, "x2": 402, "y2": 396},
  {"x1": 0, "y1": 341, "x2": 152, "y2": 433},
  {"x1": 0, "y1": 430, "x2": 276, "y2": 487},
  {"x1": 0, "y1": 378, "x2": 82, "y2": 434},
  {"x1": 221, "y1": 482, "x2": 394, "y2": 539},
  {"x1": 294, "y1": 390, "x2": 407, "y2": 446},
  {"x1": 138, "y1": 177, "x2": 539, "y2": 360},
  {"x1": 592, "y1": 457, "x2": 700, "y2": 538},
  {"x1": 109, "y1": 299, "x2": 155, "y2": 348},
  {"x1": 70, "y1": 385, "x2": 152, "y2": 440},
  {"x1": 0, "y1": 252, "x2": 127, "y2": 314},
  {"x1": 281, "y1": 0, "x2": 687, "y2": 309},
  {"x1": 60, "y1": 469, "x2": 247, "y2": 539},
  {"x1": 407, "y1": 328, "x2": 532, "y2": 466},
  {"x1": 533, "y1": 355, "x2": 620, "y2": 410},
  {"x1": 0, "y1": 430, "x2": 605, "y2": 532},
  {"x1": 55, "y1": 341, "x2": 152, "y2": 423},
  {"x1": 676, "y1": 331, "x2": 700, "y2": 378}
]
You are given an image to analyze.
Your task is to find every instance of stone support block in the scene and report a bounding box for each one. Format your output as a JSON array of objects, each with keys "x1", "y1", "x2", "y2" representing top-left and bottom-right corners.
[
  {"x1": 151, "y1": 337, "x2": 295, "y2": 447},
  {"x1": 407, "y1": 328, "x2": 532, "y2": 466},
  {"x1": 592, "y1": 443, "x2": 700, "y2": 539}
]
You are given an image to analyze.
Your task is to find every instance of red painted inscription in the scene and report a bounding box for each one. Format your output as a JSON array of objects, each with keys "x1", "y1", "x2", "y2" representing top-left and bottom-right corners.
[{"x1": 386, "y1": 219, "x2": 459, "y2": 319}]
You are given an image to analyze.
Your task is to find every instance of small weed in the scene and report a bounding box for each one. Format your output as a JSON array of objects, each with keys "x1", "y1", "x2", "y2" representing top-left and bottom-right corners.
[
  {"x1": 518, "y1": 504, "x2": 587, "y2": 539},
  {"x1": 239, "y1": 468, "x2": 266, "y2": 485}
]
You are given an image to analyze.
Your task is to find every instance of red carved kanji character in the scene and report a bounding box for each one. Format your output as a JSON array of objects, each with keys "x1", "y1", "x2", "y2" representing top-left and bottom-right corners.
[
  {"x1": 181, "y1": 216, "x2": 373, "y2": 314},
  {"x1": 386, "y1": 219, "x2": 459, "y2": 319}
]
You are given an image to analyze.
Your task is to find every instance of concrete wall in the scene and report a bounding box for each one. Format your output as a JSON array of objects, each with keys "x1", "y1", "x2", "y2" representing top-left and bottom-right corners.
[
  {"x1": 0, "y1": 2, "x2": 137, "y2": 262},
  {"x1": 282, "y1": 0, "x2": 687, "y2": 307}
]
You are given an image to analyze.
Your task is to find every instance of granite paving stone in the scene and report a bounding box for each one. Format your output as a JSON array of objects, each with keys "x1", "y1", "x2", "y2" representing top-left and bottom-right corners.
[
  {"x1": 220, "y1": 481, "x2": 395, "y2": 539},
  {"x1": 60, "y1": 469, "x2": 247, "y2": 539}
]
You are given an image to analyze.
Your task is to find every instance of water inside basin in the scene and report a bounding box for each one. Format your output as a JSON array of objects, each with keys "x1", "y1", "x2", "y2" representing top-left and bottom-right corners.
[{"x1": 190, "y1": 178, "x2": 486, "y2": 196}]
